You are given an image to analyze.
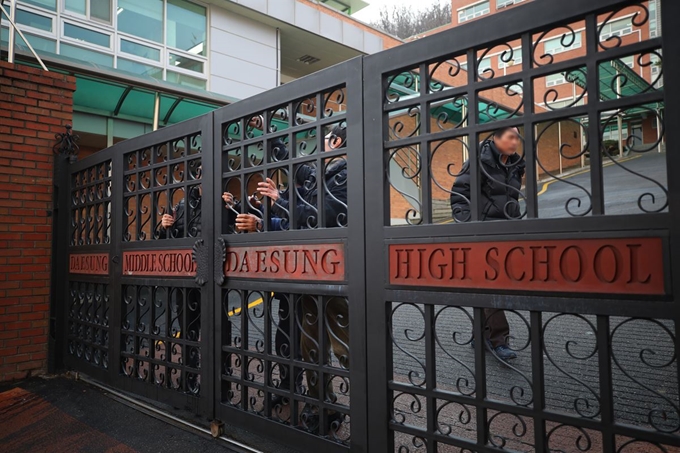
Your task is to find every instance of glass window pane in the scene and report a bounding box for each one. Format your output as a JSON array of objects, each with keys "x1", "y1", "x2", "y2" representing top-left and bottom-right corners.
[
  {"x1": 21, "y1": 0, "x2": 56, "y2": 11},
  {"x1": 167, "y1": 0, "x2": 206, "y2": 55},
  {"x1": 120, "y1": 39, "x2": 161, "y2": 61},
  {"x1": 1, "y1": 28, "x2": 56, "y2": 54},
  {"x1": 16, "y1": 9, "x2": 52, "y2": 32},
  {"x1": 166, "y1": 70, "x2": 206, "y2": 90},
  {"x1": 117, "y1": 58, "x2": 163, "y2": 80},
  {"x1": 117, "y1": 0, "x2": 163, "y2": 43},
  {"x1": 91, "y1": 0, "x2": 111, "y2": 23},
  {"x1": 169, "y1": 53, "x2": 204, "y2": 73},
  {"x1": 65, "y1": 0, "x2": 86, "y2": 15},
  {"x1": 60, "y1": 42, "x2": 113, "y2": 67},
  {"x1": 64, "y1": 23, "x2": 110, "y2": 47}
]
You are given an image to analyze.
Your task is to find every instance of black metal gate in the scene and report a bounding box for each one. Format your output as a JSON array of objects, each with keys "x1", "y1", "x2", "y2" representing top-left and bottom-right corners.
[
  {"x1": 363, "y1": 0, "x2": 680, "y2": 451},
  {"x1": 53, "y1": 0, "x2": 680, "y2": 451}
]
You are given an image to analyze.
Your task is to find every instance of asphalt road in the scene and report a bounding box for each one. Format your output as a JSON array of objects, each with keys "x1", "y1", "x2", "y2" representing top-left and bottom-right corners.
[{"x1": 536, "y1": 151, "x2": 668, "y2": 218}]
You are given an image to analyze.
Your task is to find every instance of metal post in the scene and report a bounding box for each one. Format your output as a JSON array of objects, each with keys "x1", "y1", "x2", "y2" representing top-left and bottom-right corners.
[
  {"x1": 558, "y1": 120, "x2": 563, "y2": 174},
  {"x1": 656, "y1": 107, "x2": 663, "y2": 153},
  {"x1": 152, "y1": 92, "x2": 160, "y2": 131},
  {"x1": 616, "y1": 73, "x2": 624, "y2": 158},
  {"x1": 7, "y1": 0, "x2": 15, "y2": 64}
]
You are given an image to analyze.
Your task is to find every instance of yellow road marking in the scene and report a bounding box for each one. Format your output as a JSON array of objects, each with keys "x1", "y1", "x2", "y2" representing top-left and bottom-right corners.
[
  {"x1": 228, "y1": 293, "x2": 274, "y2": 317},
  {"x1": 537, "y1": 154, "x2": 641, "y2": 196}
]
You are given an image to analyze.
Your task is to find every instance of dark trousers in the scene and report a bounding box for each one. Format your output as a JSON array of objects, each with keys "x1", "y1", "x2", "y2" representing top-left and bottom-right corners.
[
  {"x1": 274, "y1": 294, "x2": 302, "y2": 390},
  {"x1": 484, "y1": 309, "x2": 509, "y2": 348}
]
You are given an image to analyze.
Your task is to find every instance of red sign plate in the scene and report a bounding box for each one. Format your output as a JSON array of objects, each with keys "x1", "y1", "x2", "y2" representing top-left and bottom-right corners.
[
  {"x1": 389, "y1": 237, "x2": 665, "y2": 295},
  {"x1": 123, "y1": 249, "x2": 196, "y2": 277},
  {"x1": 69, "y1": 253, "x2": 109, "y2": 275},
  {"x1": 224, "y1": 243, "x2": 345, "y2": 282}
]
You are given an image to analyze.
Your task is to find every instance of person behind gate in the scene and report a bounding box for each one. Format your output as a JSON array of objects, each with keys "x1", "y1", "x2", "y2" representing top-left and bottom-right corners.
[
  {"x1": 450, "y1": 127, "x2": 525, "y2": 362},
  {"x1": 257, "y1": 124, "x2": 349, "y2": 435}
]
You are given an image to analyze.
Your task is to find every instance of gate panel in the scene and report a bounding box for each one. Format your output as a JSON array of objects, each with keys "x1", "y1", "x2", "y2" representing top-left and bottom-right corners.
[
  {"x1": 64, "y1": 114, "x2": 215, "y2": 416},
  {"x1": 364, "y1": 0, "x2": 679, "y2": 452},
  {"x1": 212, "y1": 58, "x2": 367, "y2": 452},
  {"x1": 63, "y1": 150, "x2": 116, "y2": 384}
]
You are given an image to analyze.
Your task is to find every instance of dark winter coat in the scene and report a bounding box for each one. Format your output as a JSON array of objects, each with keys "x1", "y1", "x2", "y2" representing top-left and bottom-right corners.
[
  {"x1": 450, "y1": 140, "x2": 525, "y2": 222},
  {"x1": 160, "y1": 194, "x2": 202, "y2": 238},
  {"x1": 272, "y1": 159, "x2": 347, "y2": 229}
]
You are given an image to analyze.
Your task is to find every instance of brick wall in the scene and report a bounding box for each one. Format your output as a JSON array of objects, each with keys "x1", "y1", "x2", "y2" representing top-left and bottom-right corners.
[{"x1": 0, "y1": 61, "x2": 75, "y2": 382}]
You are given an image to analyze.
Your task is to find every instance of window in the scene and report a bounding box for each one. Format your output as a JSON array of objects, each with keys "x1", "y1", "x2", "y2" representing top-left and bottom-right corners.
[
  {"x1": 16, "y1": 9, "x2": 53, "y2": 32},
  {"x1": 546, "y1": 73, "x2": 567, "y2": 87},
  {"x1": 649, "y1": 0, "x2": 660, "y2": 38},
  {"x1": 117, "y1": 0, "x2": 164, "y2": 43},
  {"x1": 120, "y1": 39, "x2": 161, "y2": 61},
  {"x1": 64, "y1": 22, "x2": 110, "y2": 47},
  {"x1": 64, "y1": 0, "x2": 111, "y2": 23},
  {"x1": 19, "y1": 0, "x2": 56, "y2": 11},
  {"x1": 458, "y1": 1, "x2": 490, "y2": 23},
  {"x1": 544, "y1": 32, "x2": 582, "y2": 55},
  {"x1": 620, "y1": 55, "x2": 634, "y2": 68},
  {"x1": 600, "y1": 17, "x2": 633, "y2": 41},
  {"x1": 60, "y1": 42, "x2": 113, "y2": 66},
  {"x1": 167, "y1": 0, "x2": 206, "y2": 56},
  {"x1": 602, "y1": 124, "x2": 628, "y2": 142},
  {"x1": 498, "y1": 47, "x2": 522, "y2": 68},
  {"x1": 497, "y1": 0, "x2": 524, "y2": 8},
  {"x1": 117, "y1": 58, "x2": 164, "y2": 80},
  {"x1": 476, "y1": 57, "x2": 492, "y2": 75}
]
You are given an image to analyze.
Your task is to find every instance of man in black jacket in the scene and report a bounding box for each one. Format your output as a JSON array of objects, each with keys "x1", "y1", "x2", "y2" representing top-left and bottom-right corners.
[{"x1": 450, "y1": 127, "x2": 525, "y2": 361}]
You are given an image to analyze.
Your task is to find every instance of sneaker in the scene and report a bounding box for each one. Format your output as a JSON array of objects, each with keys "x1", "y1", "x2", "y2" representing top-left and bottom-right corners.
[
  {"x1": 300, "y1": 404, "x2": 345, "y2": 434},
  {"x1": 493, "y1": 344, "x2": 517, "y2": 361}
]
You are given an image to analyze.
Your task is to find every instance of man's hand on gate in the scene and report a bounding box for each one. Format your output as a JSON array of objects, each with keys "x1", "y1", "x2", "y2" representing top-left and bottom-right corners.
[
  {"x1": 161, "y1": 214, "x2": 175, "y2": 229},
  {"x1": 222, "y1": 192, "x2": 235, "y2": 208},
  {"x1": 257, "y1": 178, "x2": 279, "y2": 205},
  {"x1": 235, "y1": 214, "x2": 263, "y2": 232}
]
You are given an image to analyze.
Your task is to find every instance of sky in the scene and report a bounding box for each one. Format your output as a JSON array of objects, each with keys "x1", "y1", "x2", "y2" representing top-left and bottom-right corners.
[{"x1": 351, "y1": 0, "x2": 449, "y2": 24}]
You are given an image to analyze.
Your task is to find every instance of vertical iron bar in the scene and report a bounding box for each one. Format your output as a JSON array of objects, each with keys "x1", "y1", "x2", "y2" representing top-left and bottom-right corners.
[
  {"x1": 467, "y1": 49, "x2": 482, "y2": 222},
  {"x1": 597, "y1": 315, "x2": 615, "y2": 452},
  {"x1": 586, "y1": 13, "x2": 605, "y2": 215},
  {"x1": 424, "y1": 303, "x2": 436, "y2": 452},
  {"x1": 419, "y1": 63, "x2": 432, "y2": 225},
  {"x1": 521, "y1": 33, "x2": 538, "y2": 219},
  {"x1": 530, "y1": 311, "x2": 546, "y2": 452},
  {"x1": 474, "y1": 307, "x2": 488, "y2": 448}
]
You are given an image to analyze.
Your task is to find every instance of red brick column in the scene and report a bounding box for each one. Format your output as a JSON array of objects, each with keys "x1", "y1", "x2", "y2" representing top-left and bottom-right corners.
[{"x1": 0, "y1": 61, "x2": 75, "y2": 382}]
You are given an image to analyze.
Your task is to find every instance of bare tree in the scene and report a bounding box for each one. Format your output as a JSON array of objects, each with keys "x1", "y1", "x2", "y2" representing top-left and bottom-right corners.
[{"x1": 371, "y1": 2, "x2": 452, "y2": 39}]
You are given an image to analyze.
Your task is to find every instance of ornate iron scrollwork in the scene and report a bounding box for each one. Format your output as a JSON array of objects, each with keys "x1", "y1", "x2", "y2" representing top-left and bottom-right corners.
[
  {"x1": 214, "y1": 237, "x2": 226, "y2": 285},
  {"x1": 53, "y1": 124, "x2": 80, "y2": 157},
  {"x1": 192, "y1": 239, "x2": 209, "y2": 286}
]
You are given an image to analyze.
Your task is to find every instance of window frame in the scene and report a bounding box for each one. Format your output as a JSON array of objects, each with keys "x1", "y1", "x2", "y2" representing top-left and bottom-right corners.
[
  {"x1": 545, "y1": 73, "x2": 567, "y2": 87},
  {"x1": 60, "y1": 18, "x2": 113, "y2": 50},
  {"x1": 599, "y1": 16, "x2": 634, "y2": 42},
  {"x1": 14, "y1": 5, "x2": 56, "y2": 36},
  {"x1": 61, "y1": 0, "x2": 113, "y2": 26},
  {"x1": 458, "y1": 1, "x2": 490, "y2": 23},
  {"x1": 496, "y1": 0, "x2": 524, "y2": 9},
  {"x1": 543, "y1": 31, "x2": 583, "y2": 55}
]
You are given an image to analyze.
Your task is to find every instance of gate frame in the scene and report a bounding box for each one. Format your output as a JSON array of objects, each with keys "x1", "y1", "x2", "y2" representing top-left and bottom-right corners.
[{"x1": 363, "y1": 0, "x2": 680, "y2": 451}]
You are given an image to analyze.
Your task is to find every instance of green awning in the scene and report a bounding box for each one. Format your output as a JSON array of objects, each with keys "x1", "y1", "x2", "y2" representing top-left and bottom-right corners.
[{"x1": 73, "y1": 75, "x2": 221, "y2": 125}]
